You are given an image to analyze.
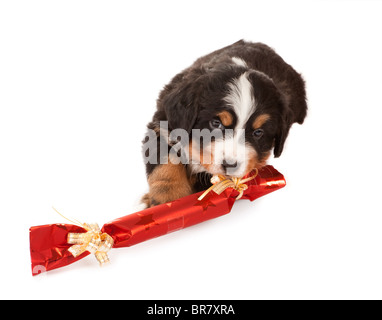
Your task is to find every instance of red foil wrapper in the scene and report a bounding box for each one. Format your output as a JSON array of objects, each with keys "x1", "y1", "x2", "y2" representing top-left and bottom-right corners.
[{"x1": 30, "y1": 165, "x2": 285, "y2": 275}]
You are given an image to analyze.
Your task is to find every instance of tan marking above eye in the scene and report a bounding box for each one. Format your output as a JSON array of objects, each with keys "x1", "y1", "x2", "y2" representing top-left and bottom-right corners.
[
  {"x1": 252, "y1": 114, "x2": 271, "y2": 129},
  {"x1": 217, "y1": 111, "x2": 233, "y2": 127}
]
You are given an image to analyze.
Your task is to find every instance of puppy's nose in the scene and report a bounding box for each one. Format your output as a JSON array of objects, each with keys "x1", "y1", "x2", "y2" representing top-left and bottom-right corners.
[{"x1": 222, "y1": 159, "x2": 238, "y2": 171}]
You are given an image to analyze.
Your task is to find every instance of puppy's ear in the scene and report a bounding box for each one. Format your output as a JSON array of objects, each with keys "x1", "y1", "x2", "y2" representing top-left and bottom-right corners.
[
  {"x1": 273, "y1": 79, "x2": 307, "y2": 157},
  {"x1": 161, "y1": 81, "x2": 200, "y2": 133},
  {"x1": 274, "y1": 122, "x2": 291, "y2": 158},
  {"x1": 273, "y1": 97, "x2": 294, "y2": 158},
  {"x1": 272, "y1": 68, "x2": 307, "y2": 156}
]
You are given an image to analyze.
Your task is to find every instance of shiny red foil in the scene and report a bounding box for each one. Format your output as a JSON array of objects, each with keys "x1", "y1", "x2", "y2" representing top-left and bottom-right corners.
[{"x1": 30, "y1": 165, "x2": 285, "y2": 275}]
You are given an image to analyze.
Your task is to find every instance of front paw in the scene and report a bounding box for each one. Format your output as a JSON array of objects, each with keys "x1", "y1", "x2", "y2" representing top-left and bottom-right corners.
[
  {"x1": 142, "y1": 183, "x2": 193, "y2": 207},
  {"x1": 144, "y1": 164, "x2": 193, "y2": 207},
  {"x1": 140, "y1": 193, "x2": 160, "y2": 208}
]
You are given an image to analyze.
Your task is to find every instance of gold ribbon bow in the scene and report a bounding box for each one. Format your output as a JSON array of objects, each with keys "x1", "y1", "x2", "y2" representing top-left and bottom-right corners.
[
  {"x1": 52, "y1": 208, "x2": 114, "y2": 265},
  {"x1": 67, "y1": 223, "x2": 114, "y2": 266},
  {"x1": 198, "y1": 168, "x2": 258, "y2": 201}
]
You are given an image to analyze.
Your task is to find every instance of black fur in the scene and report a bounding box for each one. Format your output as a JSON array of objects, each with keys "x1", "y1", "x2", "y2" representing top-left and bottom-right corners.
[{"x1": 144, "y1": 40, "x2": 307, "y2": 194}]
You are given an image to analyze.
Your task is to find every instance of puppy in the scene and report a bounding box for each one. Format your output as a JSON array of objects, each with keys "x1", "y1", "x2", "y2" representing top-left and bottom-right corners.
[{"x1": 142, "y1": 40, "x2": 307, "y2": 207}]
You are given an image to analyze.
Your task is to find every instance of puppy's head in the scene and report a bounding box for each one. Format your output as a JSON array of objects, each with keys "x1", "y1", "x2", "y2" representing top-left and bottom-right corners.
[{"x1": 162, "y1": 61, "x2": 302, "y2": 177}]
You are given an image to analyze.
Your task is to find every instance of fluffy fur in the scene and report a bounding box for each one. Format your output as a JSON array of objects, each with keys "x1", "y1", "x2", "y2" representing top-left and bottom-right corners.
[{"x1": 142, "y1": 40, "x2": 307, "y2": 207}]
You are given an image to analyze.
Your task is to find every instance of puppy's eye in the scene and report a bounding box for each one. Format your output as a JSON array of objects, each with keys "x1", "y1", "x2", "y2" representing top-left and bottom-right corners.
[
  {"x1": 210, "y1": 119, "x2": 224, "y2": 130},
  {"x1": 253, "y1": 129, "x2": 264, "y2": 139}
]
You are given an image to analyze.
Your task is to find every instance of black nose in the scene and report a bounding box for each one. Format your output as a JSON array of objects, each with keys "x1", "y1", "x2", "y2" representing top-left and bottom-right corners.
[{"x1": 222, "y1": 160, "x2": 238, "y2": 170}]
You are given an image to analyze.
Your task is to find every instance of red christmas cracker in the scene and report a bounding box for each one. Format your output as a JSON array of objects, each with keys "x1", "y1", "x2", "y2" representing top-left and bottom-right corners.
[{"x1": 29, "y1": 165, "x2": 285, "y2": 275}]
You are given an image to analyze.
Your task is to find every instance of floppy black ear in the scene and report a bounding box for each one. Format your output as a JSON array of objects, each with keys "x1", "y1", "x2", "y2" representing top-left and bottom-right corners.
[
  {"x1": 274, "y1": 122, "x2": 291, "y2": 158},
  {"x1": 273, "y1": 98, "x2": 294, "y2": 158},
  {"x1": 162, "y1": 81, "x2": 200, "y2": 133},
  {"x1": 273, "y1": 75, "x2": 308, "y2": 157}
]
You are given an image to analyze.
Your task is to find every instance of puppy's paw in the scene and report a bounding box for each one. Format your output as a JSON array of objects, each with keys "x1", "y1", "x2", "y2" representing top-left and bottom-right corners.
[
  {"x1": 142, "y1": 184, "x2": 193, "y2": 207},
  {"x1": 144, "y1": 164, "x2": 194, "y2": 207}
]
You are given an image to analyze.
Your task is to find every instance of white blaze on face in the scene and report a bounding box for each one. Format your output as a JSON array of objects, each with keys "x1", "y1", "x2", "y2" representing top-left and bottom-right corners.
[
  {"x1": 210, "y1": 129, "x2": 250, "y2": 176},
  {"x1": 212, "y1": 72, "x2": 257, "y2": 176},
  {"x1": 223, "y1": 72, "x2": 256, "y2": 129},
  {"x1": 188, "y1": 72, "x2": 258, "y2": 177}
]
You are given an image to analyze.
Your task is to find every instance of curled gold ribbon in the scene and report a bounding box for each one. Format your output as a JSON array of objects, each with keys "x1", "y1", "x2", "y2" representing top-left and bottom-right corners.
[
  {"x1": 67, "y1": 223, "x2": 114, "y2": 266},
  {"x1": 52, "y1": 208, "x2": 114, "y2": 265},
  {"x1": 198, "y1": 168, "x2": 258, "y2": 201}
]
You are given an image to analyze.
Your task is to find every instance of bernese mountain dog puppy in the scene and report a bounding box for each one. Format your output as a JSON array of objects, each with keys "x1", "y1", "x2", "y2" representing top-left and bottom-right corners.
[{"x1": 142, "y1": 40, "x2": 307, "y2": 208}]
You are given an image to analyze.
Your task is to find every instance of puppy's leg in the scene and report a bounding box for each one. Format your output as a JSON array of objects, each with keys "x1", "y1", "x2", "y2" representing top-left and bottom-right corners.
[{"x1": 144, "y1": 163, "x2": 193, "y2": 207}]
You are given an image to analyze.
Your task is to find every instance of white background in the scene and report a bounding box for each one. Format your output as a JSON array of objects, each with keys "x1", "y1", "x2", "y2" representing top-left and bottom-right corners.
[{"x1": 1, "y1": 0, "x2": 381, "y2": 300}]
